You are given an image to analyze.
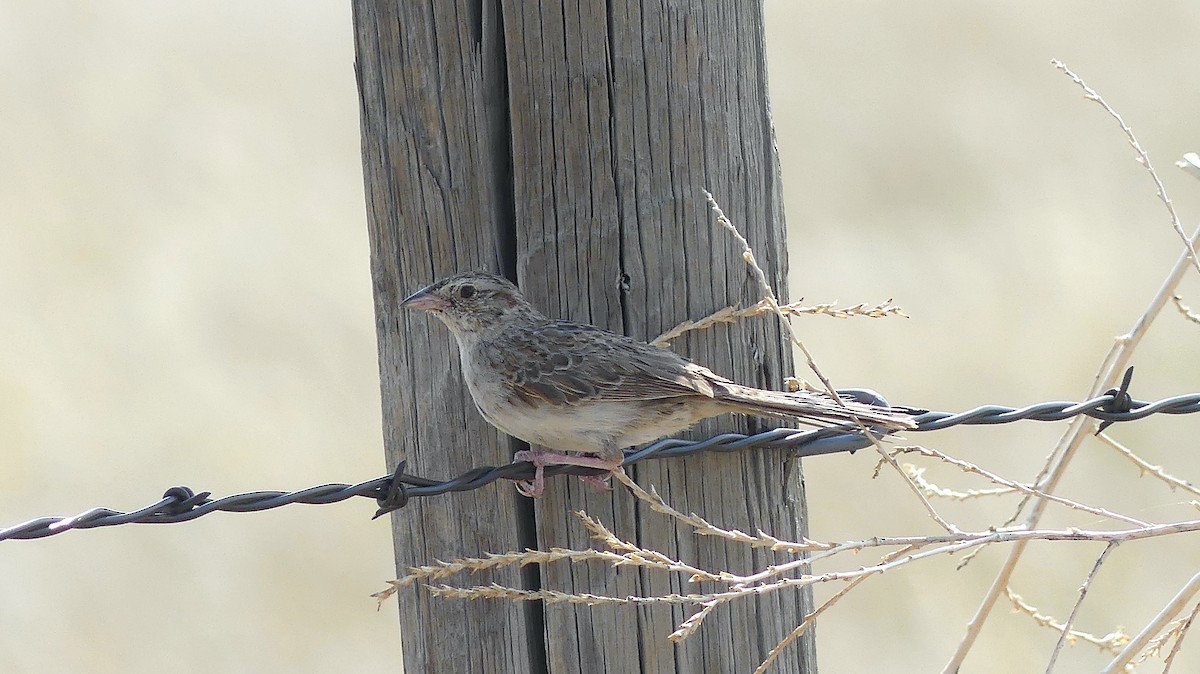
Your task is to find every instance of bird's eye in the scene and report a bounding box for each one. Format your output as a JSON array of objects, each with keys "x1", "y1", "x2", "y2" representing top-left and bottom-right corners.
[{"x1": 458, "y1": 284, "x2": 477, "y2": 299}]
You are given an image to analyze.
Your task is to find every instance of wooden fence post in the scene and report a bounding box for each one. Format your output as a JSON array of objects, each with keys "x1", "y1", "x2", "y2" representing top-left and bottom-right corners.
[{"x1": 354, "y1": 1, "x2": 816, "y2": 671}]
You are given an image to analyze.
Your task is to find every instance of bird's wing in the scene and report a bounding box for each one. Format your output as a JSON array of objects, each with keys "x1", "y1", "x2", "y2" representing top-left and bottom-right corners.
[{"x1": 479, "y1": 320, "x2": 723, "y2": 406}]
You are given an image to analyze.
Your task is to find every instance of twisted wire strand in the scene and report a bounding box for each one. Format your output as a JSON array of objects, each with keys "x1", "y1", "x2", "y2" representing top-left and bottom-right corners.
[{"x1": 4, "y1": 388, "x2": 1196, "y2": 541}]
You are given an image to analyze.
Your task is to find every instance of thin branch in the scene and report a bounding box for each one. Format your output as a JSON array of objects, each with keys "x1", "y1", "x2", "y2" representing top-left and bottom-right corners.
[
  {"x1": 905, "y1": 464, "x2": 1016, "y2": 500},
  {"x1": 1045, "y1": 542, "x2": 1120, "y2": 672},
  {"x1": 705, "y1": 191, "x2": 957, "y2": 535},
  {"x1": 426, "y1": 583, "x2": 684, "y2": 605},
  {"x1": 1005, "y1": 588, "x2": 1128, "y2": 655},
  {"x1": 1160, "y1": 600, "x2": 1200, "y2": 673},
  {"x1": 1051, "y1": 60, "x2": 1200, "y2": 274},
  {"x1": 752, "y1": 545, "x2": 917, "y2": 674},
  {"x1": 393, "y1": 518, "x2": 1200, "y2": 609},
  {"x1": 943, "y1": 62, "x2": 1200, "y2": 672},
  {"x1": 574, "y1": 510, "x2": 724, "y2": 582},
  {"x1": 612, "y1": 470, "x2": 823, "y2": 554},
  {"x1": 668, "y1": 602, "x2": 717, "y2": 642},
  {"x1": 897, "y1": 445, "x2": 1151, "y2": 527},
  {"x1": 652, "y1": 298, "x2": 907, "y2": 347},
  {"x1": 1102, "y1": 569, "x2": 1200, "y2": 673},
  {"x1": 1095, "y1": 431, "x2": 1200, "y2": 497},
  {"x1": 872, "y1": 444, "x2": 961, "y2": 533}
]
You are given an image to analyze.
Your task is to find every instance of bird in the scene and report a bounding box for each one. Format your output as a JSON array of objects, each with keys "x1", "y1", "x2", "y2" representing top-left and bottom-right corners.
[{"x1": 401, "y1": 270, "x2": 915, "y2": 497}]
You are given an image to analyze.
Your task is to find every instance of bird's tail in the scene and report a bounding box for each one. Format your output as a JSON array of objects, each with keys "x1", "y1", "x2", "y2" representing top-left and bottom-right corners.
[{"x1": 715, "y1": 384, "x2": 918, "y2": 430}]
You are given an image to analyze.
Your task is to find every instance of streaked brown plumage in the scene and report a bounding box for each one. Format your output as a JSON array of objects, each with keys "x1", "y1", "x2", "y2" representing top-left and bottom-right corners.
[{"x1": 402, "y1": 270, "x2": 914, "y2": 496}]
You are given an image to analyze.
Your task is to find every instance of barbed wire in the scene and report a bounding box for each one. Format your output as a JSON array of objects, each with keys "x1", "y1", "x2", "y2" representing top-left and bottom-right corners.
[{"x1": 4, "y1": 371, "x2": 1197, "y2": 542}]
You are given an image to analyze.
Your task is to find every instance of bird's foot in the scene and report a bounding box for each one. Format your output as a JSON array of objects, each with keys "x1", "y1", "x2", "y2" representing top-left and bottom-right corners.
[
  {"x1": 513, "y1": 450, "x2": 624, "y2": 497},
  {"x1": 580, "y1": 473, "x2": 614, "y2": 491},
  {"x1": 515, "y1": 463, "x2": 545, "y2": 498}
]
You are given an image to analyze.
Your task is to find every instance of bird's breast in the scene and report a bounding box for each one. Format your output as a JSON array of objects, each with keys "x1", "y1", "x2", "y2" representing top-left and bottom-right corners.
[{"x1": 466, "y1": 375, "x2": 715, "y2": 455}]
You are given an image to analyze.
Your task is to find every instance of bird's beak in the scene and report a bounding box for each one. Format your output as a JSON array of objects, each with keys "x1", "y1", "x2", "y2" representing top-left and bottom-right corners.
[{"x1": 400, "y1": 285, "x2": 451, "y2": 312}]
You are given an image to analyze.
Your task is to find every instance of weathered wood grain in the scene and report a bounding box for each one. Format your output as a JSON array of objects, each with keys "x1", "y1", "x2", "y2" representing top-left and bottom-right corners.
[
  {"x1": 356, "y1": 0, "x2": 815, "y2": 671},
  {"x1": 353, "y1": 2, "x2": 537, "y2": 672}
]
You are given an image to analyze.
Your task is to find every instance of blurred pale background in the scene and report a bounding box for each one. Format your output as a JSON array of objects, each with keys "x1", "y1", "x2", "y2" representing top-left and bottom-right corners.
[{"x1": 3, "y1": 2, "x2": 1200, "y2": 672}]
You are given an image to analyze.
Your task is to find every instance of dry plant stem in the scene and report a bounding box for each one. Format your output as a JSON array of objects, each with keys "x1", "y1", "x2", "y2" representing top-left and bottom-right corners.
[
  {"x1": 702, "y1": 189, "x2": 842, "y2": 405},
  {"x1": 1139, "y1": 619, "x2": 1190, "y2": 671},
  {"x1": 898, "y1": 446, "x2": 1150, "y2": 527},
  {"x1": 1170, "y1": 294, "x2": 1200, "y2": 326},
  {"x1": 1101, "y1": 569, "x2": 1200, "y2": 674},
  {"x1": 703, "y1": 190, "x2": 955, "y2": 533},
  {"x1": 942, "y1": 63, "x2": 1200, "y2": 673},
  {"x1": 751, "y1": 545, "x2": 918, "y2": 674},
  {"x1": 1051, "y1": 60, "x2": 1200, "y2": 273},
  {"x1": 809, "y1": 518, "x2": 1198, "y2": 555},
  {"x1": 386, "y1": 547, "x2": 698, "y2": 589},
  {"x1": 732, "y1": 538, "x2": 936, "y2": 588},
  {"x1": 786, "y1": 520, "x2": 1200, "y2": 588},
  {"x1": 956, "y1": 213, "x2": 1200, "y2": 653},
  {"x1": 378, "y1": 463, "x2": 1200, "y2": 666},
  {"x1": 702, "y1": 190, "x2": 812, "y2": 364},
  {"x1": 668, "y1": 602, "x2": 717, "y2": 642},
  {"x1": 573, "y1": 510, "x2": 723, "y2": 581},
  {"x1": 1139, "y1": 617, "x2": 1191, "y2": 666},
  {"x1": 427, "y1": 584, "x2": 674, "y2": 606},
  {"x1": 906, "y1": 464, "x2": 1016, "y2": 500},
  {"x1": 398, "y1": 518, "x2": 1200, "y2": 615},
  {"x1": 611, "y1": 470, "x2": 819, "y2": 553},
  {"x1": 1161, "y1": 601, "x2": 1200, "y2": 673},
  {"x1": 875, "y1": 446, "x2": 959, "y2": 533},
  {"x1": 1095, "y1": 431, "x2": 1200, "y2": 497},
  {"x1": 1044, "y1": 542, "x2": 1118, "y2": 674},
  {"x1": 651, "y1": 298, "x2": 907, "y2": 347},
  {"x1": 1007, "y1": 589, "x2": 1127, "y2": 654}
]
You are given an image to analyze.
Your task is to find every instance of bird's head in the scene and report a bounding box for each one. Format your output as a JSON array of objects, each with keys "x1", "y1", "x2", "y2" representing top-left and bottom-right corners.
[{"x1": 400, "y1": 271, "x2": 539, "y2": 336}]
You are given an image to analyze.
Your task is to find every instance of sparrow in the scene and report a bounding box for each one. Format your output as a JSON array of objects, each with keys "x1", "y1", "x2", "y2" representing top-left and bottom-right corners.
[{"x1": 401, "y1": 270, "x2": 914, "y2": 496}]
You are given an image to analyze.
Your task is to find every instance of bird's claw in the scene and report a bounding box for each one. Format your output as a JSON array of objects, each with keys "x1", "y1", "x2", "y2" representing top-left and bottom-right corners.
[
  {"x1": 516, "y1": 479, "x2": 543, "y2": 498},
  {"x1": 515, "y1": 454, "x2": 545, "y2": 498},
  {"x1": 580, "y1": 473, "x2": 614, "y2": 491}
]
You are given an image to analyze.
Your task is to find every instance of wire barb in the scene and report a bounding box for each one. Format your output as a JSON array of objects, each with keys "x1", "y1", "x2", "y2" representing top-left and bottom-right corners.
[
  {"x1": 1097, "y1": 366, "x2": 1136, "y2": 433},
  {"x1": 373, "y1": 461, "x2": 411, "y2": 519},
  {"x1": 159, "y1": 486, "x2": 212, "y2": 516}
]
